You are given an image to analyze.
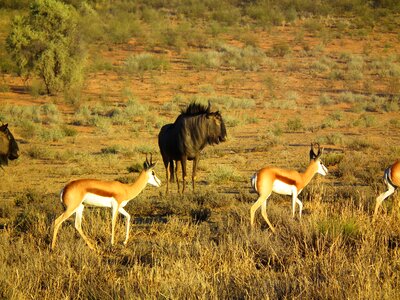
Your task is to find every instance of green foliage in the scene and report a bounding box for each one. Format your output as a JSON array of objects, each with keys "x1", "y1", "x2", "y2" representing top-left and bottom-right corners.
[
  {"x1": 6, "y1": 0, "x2": 86, "y2": 94},
  {"x1": 286, "y1": 117, "x2": 303, "y2": 132}
]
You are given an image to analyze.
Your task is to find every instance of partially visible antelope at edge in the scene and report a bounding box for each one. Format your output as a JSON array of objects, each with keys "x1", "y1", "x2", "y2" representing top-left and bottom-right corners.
[
  {"x1": 52, "y1": 155, "x2": 161, "y2": 250},
  {"x1": 373, "y1": 160, "x2": 400, "y2": 218},
  {"x1": 250, "y1": 143, "x2": 328, "y2": 232},
  {"x1": 0, "y1": 123, "x2": 19, "y2": 169}
]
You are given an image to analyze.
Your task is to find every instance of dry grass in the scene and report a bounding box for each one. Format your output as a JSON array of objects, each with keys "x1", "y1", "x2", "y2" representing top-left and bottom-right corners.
[{"x1": 1, "y1": 188, "x2": 400, "y2": 299}]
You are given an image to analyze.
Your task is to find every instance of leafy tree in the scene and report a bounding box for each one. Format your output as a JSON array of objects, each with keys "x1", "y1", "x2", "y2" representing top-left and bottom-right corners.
[{"x1": 6, "y1": 0, "x2": 86, "y2": 94}]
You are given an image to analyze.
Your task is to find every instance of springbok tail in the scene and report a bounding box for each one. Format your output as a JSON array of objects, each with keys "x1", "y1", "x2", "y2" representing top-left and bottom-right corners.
[
  {"x1": 59, "y1": 188, "x2": 67, "y2": 210},
  {"x1": 251, "y1": 173, "x2": 258, "y2": 193}
]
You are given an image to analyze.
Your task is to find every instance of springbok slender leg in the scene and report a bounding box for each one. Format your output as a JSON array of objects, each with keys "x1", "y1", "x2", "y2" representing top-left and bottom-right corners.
[
  {"x1": 74, "y1": 204, "x2": 95, "y2": 250},
  {"x1": 250, "y1": 189, "x2": 275, "y2": 232},
  {"x1": 260, "y1": 198, "x2": 275, "y2": 233},
  {"x1": 110, "y1": 202, "x2": 119, "y2": 246},
  {"x1": 52, "y1": 204, "x2": 83, "y2": 250},
  {"x1": 118, "y1": 207, "x2": 131, "y2": 245},
  {"x1": 374, "y1": 183, "x2": 396, "y2": 218}
]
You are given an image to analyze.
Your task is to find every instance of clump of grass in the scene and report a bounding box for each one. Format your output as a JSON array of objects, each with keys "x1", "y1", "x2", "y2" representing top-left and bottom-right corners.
[
  {"x1": 187, "y1": 51, "x2": 222, "y2": 70},
  {"x1": 317, "y1": 133, "x2": 344, "y2": 145},
  {"x1": 209, "y1": 44, "x2": 267, "y2": 71},
  {"x1": 323, "y1": 152, "x2": 344, "y2": 166},
  {"x1": 264, "y1": 99, "x2": 297, "y2": 110},
  {"x1": 352, "y1": 114, "x2": 376, "y2": 127},
  {"x1": 286, "y1": 117, "x2": 303, "y2": 132},
  {"x1": 268, "y1": 41, "x2": 291, "y2": 57},
  {"x1": 127, "y1": 162, "x2": 143, "y2": 173},
  {"x1": 124, "y1": 54, "x2": 169, "y2": 79},
  {"x1": 211, "y1": 165, "x2": 241, "y2": 183},
  {"x1": 346, "y1": 138, "x2": 372, "y2": 151},
  {"x1": 100, "y1": 145, "x2": 121, "y2": 155}
]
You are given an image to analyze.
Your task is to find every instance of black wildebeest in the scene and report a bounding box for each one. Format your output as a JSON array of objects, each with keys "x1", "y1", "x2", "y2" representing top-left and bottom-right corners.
[
  {"x1": 158, "y1": 101, "x2": 227, "y2": 193},
  {"x1": 0, "y1": 123, "x2": 19, "y2": 169}
]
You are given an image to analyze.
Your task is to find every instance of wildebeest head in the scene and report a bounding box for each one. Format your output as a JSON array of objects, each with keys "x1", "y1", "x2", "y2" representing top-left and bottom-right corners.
[
  {"x1": 205, "y1": 109, "x2": 227, "y2": 145},
  {"x1": 0, "y1": 123, "x2": 19, "y2": 166}
]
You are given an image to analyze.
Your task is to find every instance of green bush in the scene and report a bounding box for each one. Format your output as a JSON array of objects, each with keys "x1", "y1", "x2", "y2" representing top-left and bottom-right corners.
[{"x1": 6, "y1": 0, "x2": 86, "y2": 94}]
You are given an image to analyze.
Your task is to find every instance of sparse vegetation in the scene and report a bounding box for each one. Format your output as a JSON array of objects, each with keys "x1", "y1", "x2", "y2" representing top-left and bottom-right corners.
[{"x1": 2, "y1": 0, "x2": 400, "y2": 299}]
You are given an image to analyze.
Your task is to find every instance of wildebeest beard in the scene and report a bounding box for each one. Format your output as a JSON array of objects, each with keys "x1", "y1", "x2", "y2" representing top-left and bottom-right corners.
[{"x1": 180, "y1": 113, "x2": 226, "y2": 155}]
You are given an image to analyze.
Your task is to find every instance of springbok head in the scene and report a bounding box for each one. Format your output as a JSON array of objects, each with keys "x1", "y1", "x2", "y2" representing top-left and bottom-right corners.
[
  {"x1": 143, "y1": 154, "x2": 161, "y2": 187},
  {"x1": 309, "y1": 143, "x2": 328, "y2": 176}
]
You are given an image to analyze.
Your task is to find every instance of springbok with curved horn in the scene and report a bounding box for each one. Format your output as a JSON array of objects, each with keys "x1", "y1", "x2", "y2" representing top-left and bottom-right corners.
[
  {"x1": 373, "y1": 160, "x2": 400, "y2": 218},
  {"x1": 250, "y1": 143, "x2": 328, "y2": 232},
  {"x1": 52, "y1": 155, "x2": 161, "y2": 250}
]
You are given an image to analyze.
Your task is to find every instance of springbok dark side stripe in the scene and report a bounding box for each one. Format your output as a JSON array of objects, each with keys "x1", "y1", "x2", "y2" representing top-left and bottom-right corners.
[{"x1": 275, "y1": 174, "x2": 297, "y2": 186}]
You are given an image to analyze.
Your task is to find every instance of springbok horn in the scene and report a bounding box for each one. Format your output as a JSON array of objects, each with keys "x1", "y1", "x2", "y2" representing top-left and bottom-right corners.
[
  {"x1": 207, "y1": 100, "x2": 211, "y2": 113},
  {"x1": 315, "y1": 143, "x2": 322, "y2": 157}
]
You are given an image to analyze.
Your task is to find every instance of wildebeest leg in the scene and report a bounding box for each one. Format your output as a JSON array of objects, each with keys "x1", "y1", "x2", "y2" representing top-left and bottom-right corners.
[
  {"x1": 181, "y1": 157, "x2": 187, "y2": 193},
  {"x1": 192, "y1": 155, "x2": 200, "y2": 192},
  {"x1": 164, "y1": 161, "x2": 169, "y2": 194},
  {"x1": 175, "y1": 161, "x2": 180, "y2": 193},
  {"x1": 169, "y1": 160, "x2": 174, "y2": 183}
]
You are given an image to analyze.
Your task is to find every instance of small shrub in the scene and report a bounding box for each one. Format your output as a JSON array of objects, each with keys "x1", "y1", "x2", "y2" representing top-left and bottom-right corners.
[
  {"x1": 101, "y1": 146, "x2": 120, "y2": 155},
  {"x1": 211, "y1": 165, "x2": 240, "y2": 183},
  {"x1": 187, "y1": 51, "x2": 222, "y2": 70},
  {"x1": 268, "y1": 42, "x2": 291, "y2": 57},
  {"x1": 124, "y1": 54, "x2": 169, "y2": 79},
  {"x1": 286, "y1": 117, "x2": 303, "y2": 132},
  {"x1": 127, "y1": 163, "x2": 143, "y2": 173}
]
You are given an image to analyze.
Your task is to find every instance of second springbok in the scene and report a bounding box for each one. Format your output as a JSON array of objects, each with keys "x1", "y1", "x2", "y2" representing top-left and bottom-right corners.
[
  {"x1": 51, "y1": 155, "x2": 161, "y2": 250},
  {"x1": 373, "y1": 160, "x2": 400, "y2": 218},
  {"x1": 250, "y1": 143, "x2": 328, "y2": 232}
]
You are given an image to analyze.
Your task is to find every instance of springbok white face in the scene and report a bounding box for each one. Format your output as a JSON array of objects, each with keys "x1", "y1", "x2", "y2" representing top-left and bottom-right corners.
[
  {"x1": 148, "y1": 169, "x2": 161, "y2": 187},
  {"x1": 317, "y1": 159, "x2": 328, "y2": 176}
]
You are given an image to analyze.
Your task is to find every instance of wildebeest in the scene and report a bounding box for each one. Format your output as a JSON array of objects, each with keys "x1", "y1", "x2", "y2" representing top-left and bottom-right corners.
[
  {"x1": 158, "y1": 101, "x2": 227, "y2": 193},
  {"x1": 0, "y1": 123, "x2": 19, "y2": 168}
]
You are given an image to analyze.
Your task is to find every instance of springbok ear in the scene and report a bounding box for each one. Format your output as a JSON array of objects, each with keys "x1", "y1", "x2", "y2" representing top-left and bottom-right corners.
[{"x1": 309, "y1": 143, "x2": 316, "y2": 160}]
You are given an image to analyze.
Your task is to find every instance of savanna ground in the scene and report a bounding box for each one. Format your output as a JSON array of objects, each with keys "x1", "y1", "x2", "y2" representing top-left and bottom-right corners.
[{"x1": 1, "y1": 1, "x2": 400, "y2": 299}]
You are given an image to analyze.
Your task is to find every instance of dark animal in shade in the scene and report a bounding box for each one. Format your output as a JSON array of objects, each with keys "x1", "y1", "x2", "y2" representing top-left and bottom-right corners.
[
  {"x1": 0, "y1": 123, "x2": 19, "y2": 168},
  {"x1": 158, "y1": 101, "x2": 227, "y2": 193}
]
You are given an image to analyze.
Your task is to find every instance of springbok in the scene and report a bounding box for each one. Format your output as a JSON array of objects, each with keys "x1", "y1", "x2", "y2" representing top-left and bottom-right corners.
[
  {"x1": 250, "y1": 143, "x2": 328, "y2": 232},
  {"x1": 51, "y1": 155, "x2": 161, "y2": 250},
  {"x1": 373, "y1": 160, "x2": 400, "y2": 218}
]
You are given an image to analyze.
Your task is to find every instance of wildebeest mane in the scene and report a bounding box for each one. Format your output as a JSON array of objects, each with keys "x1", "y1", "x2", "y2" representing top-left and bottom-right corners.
[{"x1": 180, "y1": 102, "x2": 209, "y2": 116}]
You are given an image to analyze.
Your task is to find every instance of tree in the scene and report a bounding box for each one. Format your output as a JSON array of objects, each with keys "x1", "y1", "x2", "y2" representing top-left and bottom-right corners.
[{"x1": 6, "y1": 0, "x2": 86, "y2": 95}]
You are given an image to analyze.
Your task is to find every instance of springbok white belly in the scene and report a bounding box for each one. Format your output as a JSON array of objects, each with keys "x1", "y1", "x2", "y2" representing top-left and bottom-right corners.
[
  {"x1": 272, "y1": 180, "x2": 294, "y2": 195},
  {"x1": 82, "y1": 193, "x2": 115, "y2": 207}
]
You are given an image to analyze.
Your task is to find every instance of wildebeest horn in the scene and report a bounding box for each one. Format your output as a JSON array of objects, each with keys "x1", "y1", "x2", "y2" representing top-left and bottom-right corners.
[{"x1": 207, "y1": 101, "x2": 211, "y2": 113}]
